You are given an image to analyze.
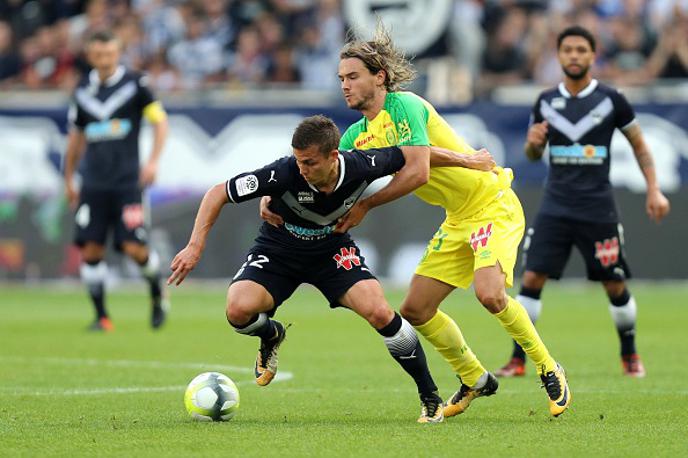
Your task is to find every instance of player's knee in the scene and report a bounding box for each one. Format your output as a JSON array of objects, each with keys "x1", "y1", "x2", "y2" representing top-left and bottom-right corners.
[
  {"x1": 522, "y1": 271, "x2": 547, "y2": 290},
  {"x1": 225, "y1": 298, "x2": 257, "y2": 326},
  {"x1": 365, "y1": 304, "x2": 394, "y2": 329},
  {"x1": 475, "y1": 288, "x2": 508, "y2": 313},
  {"x1": 400, "y1": 301, "x2": 429, "y2": 326}
]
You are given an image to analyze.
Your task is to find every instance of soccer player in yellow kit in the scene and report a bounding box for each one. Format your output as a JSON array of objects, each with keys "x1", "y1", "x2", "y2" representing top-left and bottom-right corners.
[{"x1": 334, "y1": 25, "x2": 571, "y2": 418}]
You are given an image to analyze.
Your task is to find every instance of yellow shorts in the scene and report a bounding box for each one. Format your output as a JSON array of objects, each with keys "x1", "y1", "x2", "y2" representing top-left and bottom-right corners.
[{"x1": 415, "y1": 188, "x2": 525, "y2": 289}]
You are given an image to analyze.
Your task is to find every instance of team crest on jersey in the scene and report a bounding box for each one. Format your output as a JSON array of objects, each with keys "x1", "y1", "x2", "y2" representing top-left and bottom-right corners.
[
  {"x1": 595, "y1": 237, "x2": 619, "y2": 267},
  {"x1": 333, "y1": 247, "x2": 361, "y2": 270},
  {"x1": 297, "y1": 191, "x2": 314, "y2": 203},
  {"x1": 551, "y1": 97, "x2": 566, "y2": 110},
  {"x1": 385, "y1": 128, "x2": 397, "y2": 144},
  {"x1": 122, "y1": 204, "x2": 144, "y2": 230},
  {"x1": 470, "y1": 223, "x2": 493, "y2": 252}
]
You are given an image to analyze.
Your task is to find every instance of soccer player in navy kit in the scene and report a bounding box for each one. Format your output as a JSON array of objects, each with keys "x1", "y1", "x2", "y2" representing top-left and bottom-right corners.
[
  {"x1": 64, "y1": 31, "x2": 169, "y2": 331},
  {"x1": 496, "y1": 26, "x2": 670, "y2": 378},
  {"x1": 168, "y1": 115, "x2": 446, "y2": 423}
]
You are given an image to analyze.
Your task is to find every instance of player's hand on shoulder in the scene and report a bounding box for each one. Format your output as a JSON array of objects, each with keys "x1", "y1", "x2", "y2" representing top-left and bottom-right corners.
[
  {"x1": 646, "y1": 187, "x2": 670, "y2": 223},
  {"x1": 259, "y1": 196, "x2": 284, "y2": 227},
  {"x1": 527, "y1": 121, "x2": 549, "y2": 146},
  {"x1": 167, "y1": 244, "x2": 202, "y2": 286}
]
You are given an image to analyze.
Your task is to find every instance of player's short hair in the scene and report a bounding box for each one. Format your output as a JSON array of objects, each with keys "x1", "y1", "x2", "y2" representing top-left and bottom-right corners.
[
  {"x1": 292, "y1": 115, "x2": 341, "y2": 156},
  {"x1": 557, "y1": 25, "x2": 596, "y2": 52},
  {"x1": 339, "y1": 21, "x2": 416, "y2": 92},
  {"x1": 87, "y1": 29, "x2": 119, "y2": 46}
]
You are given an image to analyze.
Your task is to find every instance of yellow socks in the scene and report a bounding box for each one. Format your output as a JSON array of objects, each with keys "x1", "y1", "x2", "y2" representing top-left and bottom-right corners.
[
  {"x1": 495, "y1": 296, "x2": 557, "y2": 375},
  {"x1": 414, "y1": 310, "x2": 485, "y2": 387}
]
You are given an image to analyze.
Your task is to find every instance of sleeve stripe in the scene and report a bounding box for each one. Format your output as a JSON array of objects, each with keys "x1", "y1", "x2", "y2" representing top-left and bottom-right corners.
[
  {"x1": 225, "y1": 180, "x2": 236, "y2": 203},
  {"x1": 620, "y1": 118, "x2": 637, "y2": 131}
]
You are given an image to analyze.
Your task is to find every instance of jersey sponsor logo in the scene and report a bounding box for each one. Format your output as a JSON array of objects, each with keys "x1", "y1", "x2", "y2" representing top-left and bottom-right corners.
[
  {"x1": 268, "y1": 170, "x2": 277, "y2": 183},
  {"x1": 470, "y1": 223, "x2": 493, "y2": 252},
  {"x1": 84, "y1": 118, "x2": 132, "y2": 141},
  {"x1": 297, "y1": 191, "x2": 314, "y2": 203},
  {"x1": 235, "y1": 174, "x2": 259, "y2": 196},
  {"x1": 122, "y1": 204, "x2": 144, "y2": 230},
  {"x1": 333, "y1": 247, "x2": 361, "y2": 270},
  {"x1": 595, "y1": 237, "x2": 619, "y2": 267},
  {"x1": 366, "y1": 154, "x2": 377, "y2": 166},
  {"x1": 550, "y1": 144, "x2": 607, "y2": 165},
  {"x1": 355, "y1": 134, "x2": 375, "y2": 148},
  {"x1": 284, "y1": 222, "x2": 334, "y2": 240}
]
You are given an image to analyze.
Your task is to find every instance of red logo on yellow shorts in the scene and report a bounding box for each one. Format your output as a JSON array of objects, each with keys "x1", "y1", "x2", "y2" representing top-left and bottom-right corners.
[{"x1": 470, "y1": 223, "x2": 493, "y2": 251}]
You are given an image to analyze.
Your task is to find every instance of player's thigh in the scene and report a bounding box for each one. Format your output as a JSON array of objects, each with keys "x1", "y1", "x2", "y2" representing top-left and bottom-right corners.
[
  {"x1": 415, "y1": 220, "x2": 475, "y2": 289},
  {"x1": 230, "y1": 246, "x2": 300, "y2": 316},
  {"x1": 470, "y1": 189, "x2": 525, "y2": 289},
  {"x1": 338, "y1": 279, "x2": 394, "y2": 329},
  {"x1": 113, "y1": 187, "x2": 148, "y2": 251},
  {"x1": 523, "y1": 213, "x2": 575, "y2": 280},
  {"x1": 573, "y1": 221, "x2": 631, "y2": 281},
  {"x1": 308, "y1": 240, "x2": 377, "y2": 309},
  {"x1": 74, "y1": 187, "x2": 111, "y2": 247}
]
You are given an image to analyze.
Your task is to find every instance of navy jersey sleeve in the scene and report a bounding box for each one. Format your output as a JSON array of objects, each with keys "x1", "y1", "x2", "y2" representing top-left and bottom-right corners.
[
  {"x1": 609, "y1": 89, "x2": 636, "y2": 130},
  {"x1": 136, "y1": 74, "x2": 157, "y2": 109},
  {"x1": 343, "y1": 146, "x2": 406, "y2": 180},
  {"x1": 67, "y1": 97, "x2": 87, "y2": 130},
  {"x1": 529, "y1": 93, "x2": 544, "y2": 126},
  {"x1": 226, "y1": 157, "x2": 292, "y2": 203}
]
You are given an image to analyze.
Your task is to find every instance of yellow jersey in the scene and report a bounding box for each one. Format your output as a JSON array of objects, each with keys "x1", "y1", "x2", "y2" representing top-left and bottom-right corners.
[{"x1": 339, "y1": 92, "x2": 509, "y2": 220}]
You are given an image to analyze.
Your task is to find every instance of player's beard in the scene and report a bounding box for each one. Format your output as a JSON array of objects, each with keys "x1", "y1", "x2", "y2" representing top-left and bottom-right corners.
[
  {"x1": 563, "y1": 64, "x2": 590, "y2": 80},
  {"x1": 348, "y1": 89, "x2": 376, "y2": 112}
]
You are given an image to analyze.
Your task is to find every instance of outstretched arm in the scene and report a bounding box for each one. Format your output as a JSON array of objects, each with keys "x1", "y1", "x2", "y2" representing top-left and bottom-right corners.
[
  {"x1": 168, "y1": 183, "x2": 229, "y2": 285},
  {"x1": 622, "y1": 124, "x2": 670, "y2": 223},
  {"x1": 429, "y1": 146, "x2": 496, "y2": 171},
  {"x1": 335, "y1": 145, "x2": 429, "y2": 233}
]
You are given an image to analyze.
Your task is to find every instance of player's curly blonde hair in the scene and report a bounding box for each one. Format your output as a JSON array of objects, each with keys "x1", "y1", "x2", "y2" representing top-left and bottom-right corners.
[{"x1": 340, "y1": 21, "x2": 416, "y2": 92}]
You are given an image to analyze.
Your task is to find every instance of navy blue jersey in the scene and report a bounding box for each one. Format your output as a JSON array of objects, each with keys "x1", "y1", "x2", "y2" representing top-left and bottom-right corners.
[
  {"x1": 69, "y1": 66, "x2": 157, "y2": 190},
  {"x1": 226, "y1": 147, "x2": 405, "y2": 251},
  {"x1": 532, "y1": 79, "x2": 635, "y2": 222}
]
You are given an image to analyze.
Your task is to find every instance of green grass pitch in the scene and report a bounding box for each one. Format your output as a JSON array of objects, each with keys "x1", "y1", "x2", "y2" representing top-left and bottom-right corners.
[{"x1": 1, "y1": 283, "x2": 686, "y2": 457}]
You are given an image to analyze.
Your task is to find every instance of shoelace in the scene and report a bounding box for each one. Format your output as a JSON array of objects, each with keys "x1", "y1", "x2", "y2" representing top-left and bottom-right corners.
[
  {"x1": 450, "y1": 385, "x2": 471, "y2": 404},
  {"x1": 421, "y1": 397, "x2": 441, "y2": 418},
  {"x1": 541, "y1": 372, "x2": 562, "y2": 399}
]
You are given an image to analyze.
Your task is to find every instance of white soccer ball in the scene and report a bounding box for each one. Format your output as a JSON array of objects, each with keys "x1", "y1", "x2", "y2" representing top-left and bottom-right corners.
[{"x1": 184, "y1": 372, "x2": 240, "y2": 421}]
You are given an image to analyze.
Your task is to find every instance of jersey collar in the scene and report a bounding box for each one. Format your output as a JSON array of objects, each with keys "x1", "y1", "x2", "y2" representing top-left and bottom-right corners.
[
  {"x1": 558, "y1": 78, "x2": 598, "y2": 99},
  {"x1": 307, "y1": 154, "x2": 346, "y2": 193},
  {"x1": 88, "y1": 65, "x2": 126, "y2": 88}
]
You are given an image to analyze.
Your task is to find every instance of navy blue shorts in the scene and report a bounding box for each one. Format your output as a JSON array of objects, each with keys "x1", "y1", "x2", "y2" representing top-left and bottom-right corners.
[
  {"x1": 522, "y1": 213, "x2": 631, "y2": 281},
  {"x1": 231, "y1": 240, "x2": 376, "y2": 312},
  {"x1": 73, "y1": 187, "x2": 148, "y2": 251}
]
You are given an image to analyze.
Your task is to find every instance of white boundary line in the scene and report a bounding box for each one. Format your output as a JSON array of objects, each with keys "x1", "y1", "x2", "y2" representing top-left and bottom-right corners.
[{"x1": 0, "y1": 356, "x2": 293, "y2": 396}]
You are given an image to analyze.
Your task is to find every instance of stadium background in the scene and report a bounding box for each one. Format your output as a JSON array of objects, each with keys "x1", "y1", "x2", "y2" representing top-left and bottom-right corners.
[{"x1": 0, "y1": 0, "x2": 686, "y2": 283}]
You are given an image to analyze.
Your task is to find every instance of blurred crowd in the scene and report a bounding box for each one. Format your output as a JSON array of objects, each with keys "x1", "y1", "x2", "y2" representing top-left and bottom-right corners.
[{"x1": 0, "y1": 0, "x2": 686, "y2": 99}]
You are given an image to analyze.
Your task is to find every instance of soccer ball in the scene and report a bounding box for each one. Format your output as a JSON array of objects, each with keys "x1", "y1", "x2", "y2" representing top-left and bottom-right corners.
[{"x1": 184, "y1": 372, "x2": 240, "y2": 421}]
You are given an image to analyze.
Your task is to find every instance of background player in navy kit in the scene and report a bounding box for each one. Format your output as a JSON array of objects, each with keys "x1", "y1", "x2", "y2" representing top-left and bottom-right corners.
[
  {"x1": 63, "y1": 31, "x2": 169, "y2": 331},
  {"x1": 496, "y1": 26, "x2": 670, "y2": 378},
  {"x1": 168, "y1": 115, "x2": 445, "y2": 423}
]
